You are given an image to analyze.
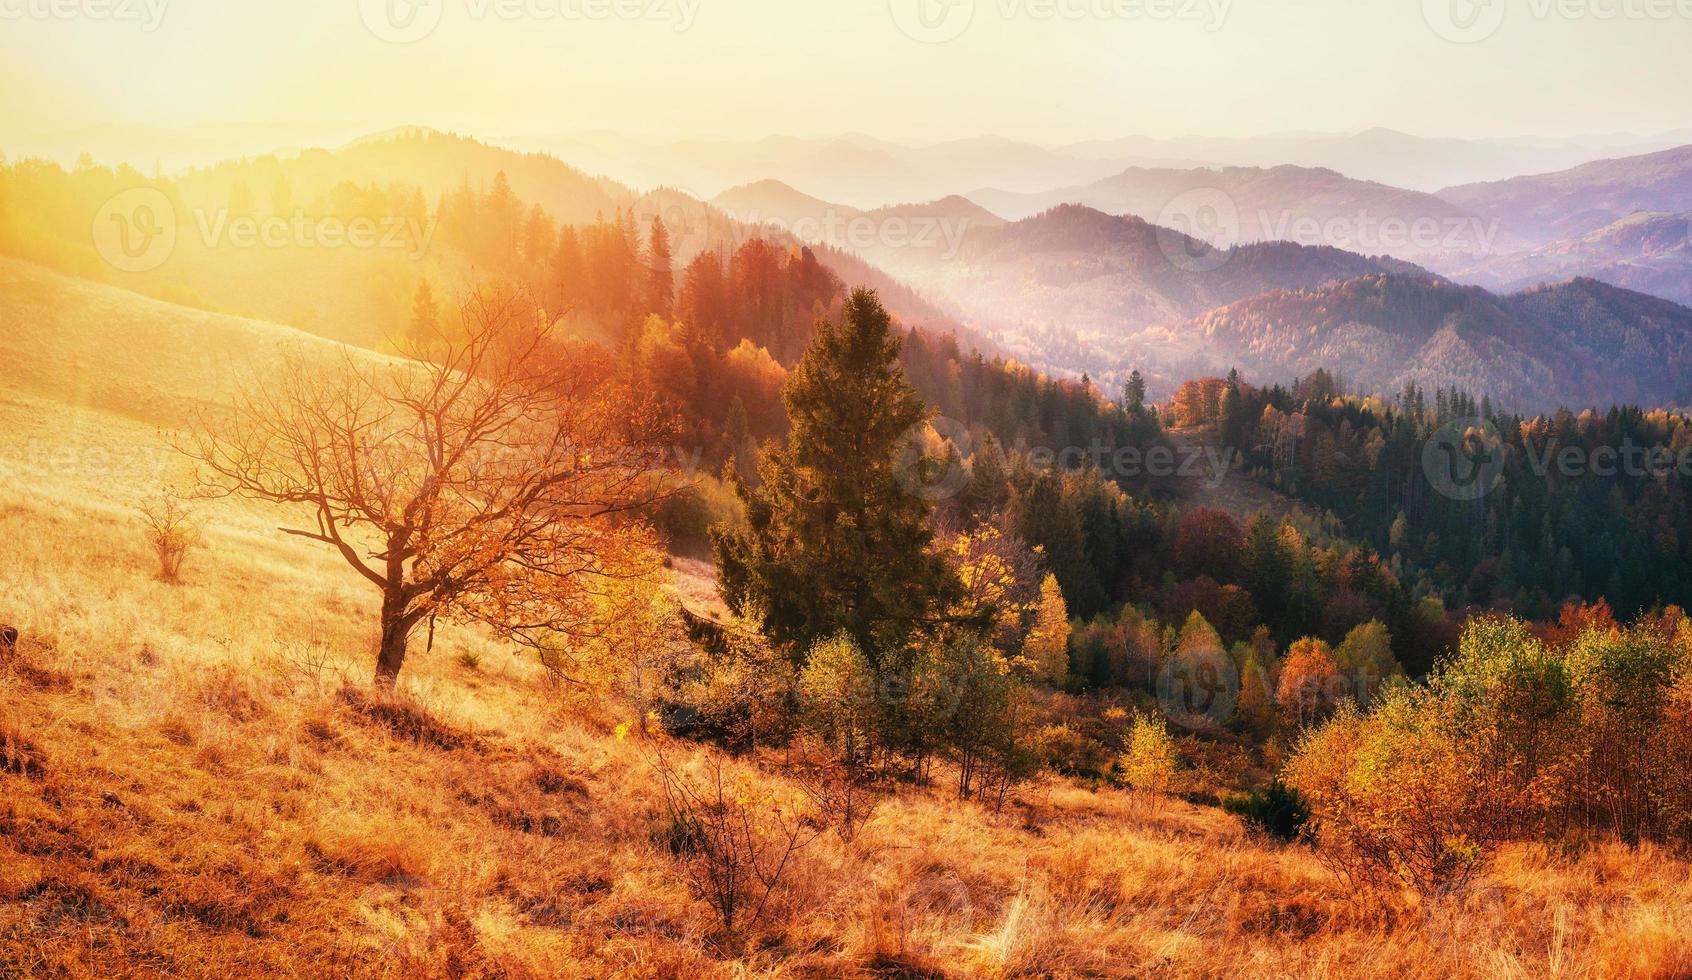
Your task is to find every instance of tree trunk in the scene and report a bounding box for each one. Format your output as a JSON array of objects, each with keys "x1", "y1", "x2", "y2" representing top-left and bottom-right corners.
[{"x1": 375, "y1": 591, "x2": 413, "y2": 689}]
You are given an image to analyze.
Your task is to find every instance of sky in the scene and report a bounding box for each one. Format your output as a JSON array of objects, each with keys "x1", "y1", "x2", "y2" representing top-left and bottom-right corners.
[{"x1": 3, "y1": 0, "x2": 1691, "y2": 162}]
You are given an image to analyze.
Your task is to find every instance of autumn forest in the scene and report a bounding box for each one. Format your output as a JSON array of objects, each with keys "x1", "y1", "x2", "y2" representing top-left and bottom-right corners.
[{"x1": 6, "y1": 5, "x2": 1692, "y2": 977}]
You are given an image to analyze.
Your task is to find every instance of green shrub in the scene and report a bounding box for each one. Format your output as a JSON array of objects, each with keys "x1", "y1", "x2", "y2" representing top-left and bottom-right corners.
[
  {"x1": 1222, "y1": 780, "x2": 1310, "y2": 842},
  {"x1": 653, "y1": 475, "x2": 744, "y2": 556}
]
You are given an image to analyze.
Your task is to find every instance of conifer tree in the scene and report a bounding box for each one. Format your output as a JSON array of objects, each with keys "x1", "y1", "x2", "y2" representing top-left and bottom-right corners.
[
  {"x1": 1124, "y1": 369, "x2": 1147, "y2": 417},
  {"x1": 408, "y1": 279, "x2": 438, "y2": 345},
  {"x1": 1013, "y1": 471, "x2": 1103, "y2": 616},
  {"x1": 964, "y1": 432, "x2": 1011, "y2": 519},
  {"x1": 713, "y1": 289, "x2": 961, "y2": 665},
  {"x1": 646, "y1": 215, "x2": 674, "y2": 319}
]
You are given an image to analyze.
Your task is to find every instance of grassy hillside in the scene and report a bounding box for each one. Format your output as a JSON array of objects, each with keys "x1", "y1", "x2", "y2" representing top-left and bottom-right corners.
[
  {"x1": 1, "y1": 257, "x2": 367, "y2": 424},
  {"x1": 3, "y1": 262, "x2": 1691, "y2": 977}
]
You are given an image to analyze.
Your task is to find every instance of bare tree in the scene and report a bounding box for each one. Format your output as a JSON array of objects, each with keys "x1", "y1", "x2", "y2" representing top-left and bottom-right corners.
[
  {"x1": 138, "y1": 493, "x2": 200, "y2": 583},
  {"x1": 186, "y1": 289, "x2": 672, "y2": 687}
]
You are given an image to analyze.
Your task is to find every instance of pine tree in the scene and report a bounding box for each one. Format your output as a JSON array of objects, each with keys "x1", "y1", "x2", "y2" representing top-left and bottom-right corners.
[
  {"x1": 723, "y1": 395, "x2": 755, "y2": 480},
  {"x1": 407, "y1": 279, "x2": 438, "y2": 346},
  {"x1": 963, "y1": 432, "x2": 1011, "y2": 519},
  {"x1": 713, "y1": 289, "x2": 961, "y2": 666},
  {"x1": 646, "y1": 215, "x2": 674, "y2": 319},
  {"x1": 1013, "y1": 471, "x2": 1103, "y2": 617},
  {"x1": 482, "y1": 171, "x2": 522, "y2": 266},
  {"x1": 1124, "y1": 369, "x2": 1147, "y2": 417},
  {"x1": 551, "y1": 225, "x2": 583, "y2": 316},
  {"x1": 1220, "y1": 368, "x2": 1244, "y2": 448}
]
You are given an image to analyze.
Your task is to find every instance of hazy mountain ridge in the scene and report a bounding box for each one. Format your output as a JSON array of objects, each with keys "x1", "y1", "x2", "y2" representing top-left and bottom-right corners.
[
  {"x1": 1450, "y1": 211, "x2": 1692, "y2": 306},
  {"x1": 866, "y1": 203, "x2": 1426, "y2": 383},
  {"x1": 1060, "y1": 127, "x2": 1692, "y2": 192},
  {"x1": 966, "y1": 163, "x2": 1508, "y2": 262},
  {"x1": 510, "y1": 127, "x2": 1690, "y2": 209},
  {"x1": 1438, "y1": 144, "x2": 1692, "y2": 246},
  {"x1": 1145, "y1": 273, "x2": 1692, "y2": 409},
  {"x1": 147, "y1": 129, "x2": 985, "y2": 350},
  {"x1": 13, "y1": 126, "x2": 1692, "y2": 412},
  {"x1": 528, "y1": 131, "x2": 1131, "y2": 209},
  {"x1": 179, "y1": 128, "x2": 638, "y2": 229}
]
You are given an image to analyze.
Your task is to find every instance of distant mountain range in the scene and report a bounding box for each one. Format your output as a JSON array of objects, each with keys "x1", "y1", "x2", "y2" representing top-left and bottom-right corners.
[
  {"x1": 1437, "y1": 144, "x2": 1692, "y2": 247},
  {"x1": 1145, "y1": 274, "x2": 1692, "y2": 410},
  {"x1": 512, "y1": 128, "x2": 1692, "y2": 207},
  {"x1": 184, "y1": 127, "x2": 637, "y2": 228},
  {"x1": 521, "y1": 132, "x2": 1134, "y2": 210},
  {"x1": 966, "y1": 164, "x2": 1507, "y2": 261},
  {"x1": 1415, "y1": 145, "x2": 1692, "y2": 307},
  {"x1": 14, "y1": 123, "x2": 1687, "y2": 201},
  {"x1": 692, "y1": 177, "x2": 1692, "y2": 409},
  {"x1": 1060, "y1": 128, "x2": 1692, "y2": 193},
  {"x1": 821, "y1": 202, "x2": 1427, "y2": 382},
  {"x1": 1450, "y1": 211, "x2": 1692, "y2": 307},
  {"x1": 11, "y1": 123, "x2": 1692, "y2": 412},
  {"x1": 709, "y1": 180, "x2": 1005, "y2": 269},
  {"x1": 148, "y1": 128, "x2": 985, "y2": 351}
]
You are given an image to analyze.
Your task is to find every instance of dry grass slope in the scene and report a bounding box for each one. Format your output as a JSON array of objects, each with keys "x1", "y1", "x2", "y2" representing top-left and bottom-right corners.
[{"x1": 3, "y1": 260, "x2": 1691, "y2": 977}]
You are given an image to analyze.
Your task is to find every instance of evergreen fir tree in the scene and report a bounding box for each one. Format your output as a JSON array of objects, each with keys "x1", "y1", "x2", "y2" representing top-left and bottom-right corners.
[
  {"x1": 712, "y1": 290, "x2": 962, "y2": 666},
  {"x1": 407, "y1": 279, "x2": 438, "y2": 346},
  {"x1": 645, "y1": 215, "x2": 674, "y2": 319},
  {"x1": 963, "y1": 432, "x2": 1011, "y2": 520},
  {"x1": 1124, "y1": 369, "x2": 1147, "y2": 417}
]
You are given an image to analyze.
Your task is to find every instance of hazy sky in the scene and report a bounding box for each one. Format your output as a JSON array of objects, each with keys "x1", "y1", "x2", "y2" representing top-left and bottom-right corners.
[{"x1": 3, "y1": 0, "x2": 1690, "y2": 157}]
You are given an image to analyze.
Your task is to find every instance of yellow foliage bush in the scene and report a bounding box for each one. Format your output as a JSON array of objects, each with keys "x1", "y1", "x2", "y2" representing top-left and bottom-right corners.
[{"x1": 1119, "y1": 712, "x2": 1178, "y2": 797}]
